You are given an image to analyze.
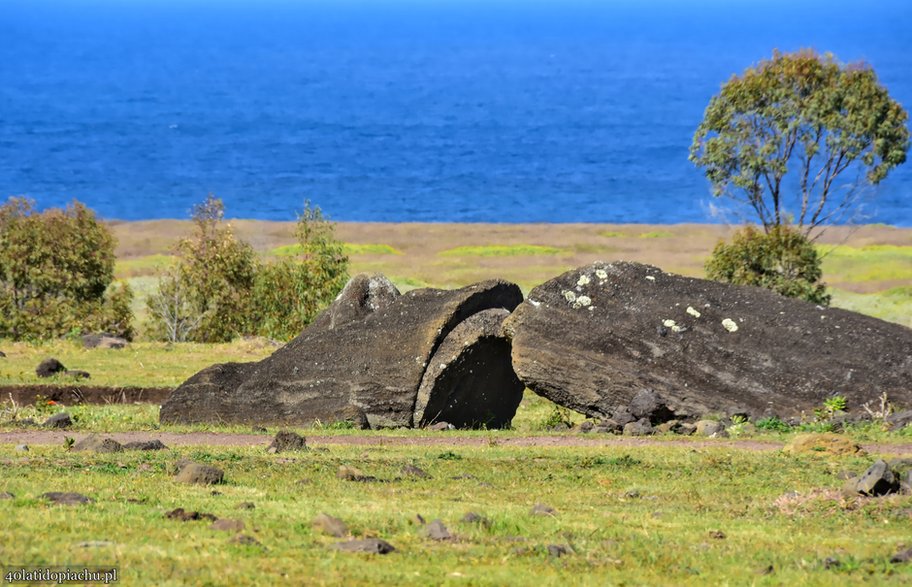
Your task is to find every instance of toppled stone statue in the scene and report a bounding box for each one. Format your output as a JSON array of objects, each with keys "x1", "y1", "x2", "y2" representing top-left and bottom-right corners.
[
  {"x1": 160, "y1": 274, "x2": 524, "y2": 429},
  {"x1": 505, "y1": 261, "x2": 912, "y2": 419}
]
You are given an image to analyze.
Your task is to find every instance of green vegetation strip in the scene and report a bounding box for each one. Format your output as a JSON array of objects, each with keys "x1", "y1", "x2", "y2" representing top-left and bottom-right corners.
[
  {"x1": 272, "y1": 243, "x2": 403, "y2": 256},
  {"x1": 439, "y1": 245, "x2": 565, "y2": 257},
  {"x1": 819, "y1": 245, "x2": 912, "y2": 283},
  {"x1": 1, "y1": 436, "x2": 909, "y2": 585}
]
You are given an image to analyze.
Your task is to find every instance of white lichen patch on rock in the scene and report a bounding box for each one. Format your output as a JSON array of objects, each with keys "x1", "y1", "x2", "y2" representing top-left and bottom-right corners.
[
  {"x1": 528, "y1": 299, "x2": 541, "y2": 307},
  {"x1": 563, "y1": 290, "x2": 577, "y2": 303},
  {"x1": 572, "y1": 295, "x2": 592, "y2": 309},
  {"x1": 595, "y1": 269, "x2": 608, "y2": 280},
  {"x1": 671, "y1": 324, "x2": 684, "y2": 333},
  {"x1": 721, "y1": 318, "x2": 739, "y2": 333},
  {"x1": 577, "y1": 274, "x2": 591, "y2": 287},
  {"x1": 663, "y1": 319, "x2": 677, "y2": 328},
  {"x1": 686, "y1": 306, "x2": 701, "y2": 318},
  {"x1": 645, "y1": 275, "x2": 656, "y2": 282}
]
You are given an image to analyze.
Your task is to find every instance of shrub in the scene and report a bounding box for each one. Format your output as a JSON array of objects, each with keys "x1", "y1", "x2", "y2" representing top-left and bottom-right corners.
[
  {"x1": 705, "y1": 224, "x2": 830, "y2": 305},
  {"x1": 145, "y1": 195, "x2": 258, "y2": 342},
  {"x1": 0, "y1": 197, "x2": 133, "y2": 340},
  {"x1": 252, "y1": 201, "x2": 348, "y2": 340},
  {"x1": 146, "y1": 197, "x2": 348, "y2": 342}
]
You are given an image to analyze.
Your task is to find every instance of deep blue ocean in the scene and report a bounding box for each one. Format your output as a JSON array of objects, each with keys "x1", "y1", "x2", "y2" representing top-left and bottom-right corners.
[{"x1": 1, "y1": 0, "x2": 910, "y2": 224}]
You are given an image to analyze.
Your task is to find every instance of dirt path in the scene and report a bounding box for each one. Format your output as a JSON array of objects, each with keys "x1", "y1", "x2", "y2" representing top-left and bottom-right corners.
[{"x1": 2, "y1": 430, "x2": 911, "y2": 454}]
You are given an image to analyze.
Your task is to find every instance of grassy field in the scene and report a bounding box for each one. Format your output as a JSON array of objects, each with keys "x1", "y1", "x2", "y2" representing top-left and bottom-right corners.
[{"x1": 1, "y1": 432, "x2": 910, "y2": 585}]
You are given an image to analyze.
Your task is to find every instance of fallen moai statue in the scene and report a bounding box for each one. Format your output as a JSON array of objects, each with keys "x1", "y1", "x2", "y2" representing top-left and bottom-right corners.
[
  {"x1": 160, "y1": 274, "x2": 525, "y2": 429},
  {"x1": 505, "y1": 261, "x2": 912, "y2": 419}
]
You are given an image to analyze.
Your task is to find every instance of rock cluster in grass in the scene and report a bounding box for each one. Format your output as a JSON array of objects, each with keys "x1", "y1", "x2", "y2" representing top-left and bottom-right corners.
[
  {"x1": 35, "y1": 358, "x2": 91, "y2": 380},
  {"x1": 160, "y1": 262, "x2": 912, "y2": 430},
  {"x1": 842, "y1": 459, "x2": 912, "y2": 497}
]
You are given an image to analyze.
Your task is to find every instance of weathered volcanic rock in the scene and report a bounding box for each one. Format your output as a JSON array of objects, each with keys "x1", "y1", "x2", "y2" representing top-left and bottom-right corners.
[
  {"x1": 160, "y1": 276, "x2": 524, "y2": 428},
  {"x1": 81, "y1": 333, "x2": 128, "y2": 350},
  {"x1": 505, "y1": 261, "x2": 912, "y2": 419},
  {"x1": 414, "y1": 308, "x2": 524, "y2": 429},
  {"x1": 309, "y1": 273, "x2": 401, "y2": 331},
  {"x1": 36, "y1": 358, "x2": 66, "y2": 378}
]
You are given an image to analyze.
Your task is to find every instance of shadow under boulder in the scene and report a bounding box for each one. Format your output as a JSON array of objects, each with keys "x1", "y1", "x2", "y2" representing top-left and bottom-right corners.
[{"x1": 160, "y1": 274, "x2": 524, "y2": 429}]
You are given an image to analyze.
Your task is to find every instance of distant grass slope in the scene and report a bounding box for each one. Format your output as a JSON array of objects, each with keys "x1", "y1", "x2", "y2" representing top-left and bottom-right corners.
[
  {"x1": 439, "y1": 245, "x2": 565, "y2": 257},
  {"x1": 272, "y1": 243, "x2": 403, "y2": 256},
  {"x1": 829, "y1": 286, "x2": 912, "y2": 328},
  {"x1": 819, "y1": 245, "x2": 912, "y2": 283}
]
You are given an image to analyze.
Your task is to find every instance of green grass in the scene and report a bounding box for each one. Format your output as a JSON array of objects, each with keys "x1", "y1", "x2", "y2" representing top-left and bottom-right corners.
[
  {"x1": 0, "y1": 340, "x2": 275, "y2": 389},
  {"x1": 829, "y1": 286, "x2": 912, "y2": 328},
  {"x1": 819, "y1": 245, "x2": 912, "y2": 283},
  {"x1": 1, "y1": 437, "x2": 909, "y2": 585},
  {"x1": 272, "y1": 243, "x2": 403, "y2": 257},
  {"x1": 114, "y1": 254, "x2": 175, "y2": 278},
  {"x1": 438, "y1": 245, "x2": 565, "y2": 257},
  {"x1": 638, "y1": 231, "x2": 675, "y2": 239}
]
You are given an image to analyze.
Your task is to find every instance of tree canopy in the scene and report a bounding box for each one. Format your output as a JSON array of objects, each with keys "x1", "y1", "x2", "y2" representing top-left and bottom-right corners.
[{"x1": 690, "y1": 49, "x2": 909, "y2": 235}]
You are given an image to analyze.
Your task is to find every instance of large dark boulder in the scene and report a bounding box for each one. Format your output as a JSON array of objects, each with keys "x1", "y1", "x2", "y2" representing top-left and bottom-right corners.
[
  {"x1": 161, "y1": 276, "x2": 524, "y2": 428},
  {"x1": 505, "y1": 261, "x2": 912, "y2": 419}
]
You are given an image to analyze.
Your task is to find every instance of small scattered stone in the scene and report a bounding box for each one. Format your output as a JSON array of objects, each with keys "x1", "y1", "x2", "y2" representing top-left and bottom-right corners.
[
  {"x1": 211, "y1": 490, "x2": 222, "y2": 496},
  {"x1": 578, "y1": 421, "x2": 594, "y2": 433},
  {"x1": 237, "y1": 502, "x2": 256, "y2": 510},
  {"x1": 854, "y1": 460, "x2": 899, "y2": 496},
  {"x1": 312, "y1": 513, "x2": 348, "y2": 537},
  {"x1": 77, "y1": 541, "x2": 114, "y2": 548},
  {"x1": 415, "y1": 513, "x2": 426, "y2": 525},
  {"x1": 65, "y1": 370, "x2": 91, "y2": 380},
  {"x1": 165, "y1": 508, "x2": 217, "y2": 522},
  {"x1": 783, "y1": 433, "x2": 864, "y2": 456},
  {"x1": 461, "y1": 512, "x2": 491, "y2": 527},
  {"x1": 231, "y1": 534, "x2": 262, "y2": 547},
  {"x1": 425, "y1": 519, "x2": 453, "y2": 540},
  {"x1": 623, "y1": 419, "x2": 654, "y2": 436},
  {"x1": 890, "y1": 547, "x2": 912, "y2": 563},
  {"x1": 251, "y1": 426, "x2": 268, "y2": 433},
  {"x1": 757, "y1": 565, "x2": 775, "y2": 575},
  {"x1": 428, "y1": 422, "x2": 452, "y2": 431},
  {"x1": 15, "y1": 444, "x2": 28, "y2": 452},
  {"x1": 530, "y1": 503, "x2": 556, "y2": 516},
  {"x1": 0, "y1": 492, "x2": 14, "y2": 499},
  {"x1": 709, "y1": 530, "x2": 726, "y2": 540},
  {"x1": 823, "y1": 557, "x2": 840, "y2": 570},
  {"x1": 81, "y1": 333, "x2": 128, "y2": 350},
  {"x1": 400, "y1": 464, "x2": 430, "y2": 479},
  {"x1": 36, "y1": 358, "x2": 66, "y2": 377},
  {"x1": 267, "y1": 431, "x2": 307, "y2": 454},
  {"x1": 73, "y1": 435, "x2": 123, "y2": 454},
  {"x1": 10, "y1": 418, "x2": 38, "y2": 428},
  {"x1": 43, "y1": 412, "x2": 73, "y2": 429},
  {"x1": 122, "y1": 440, "x2": 168, "y2": 451},
  {"x1": 337, "y1": 465, "x2": 377, "y2": 482},
  {"x1": 610, "y1": 409, "x2": 635, "y2": 426},
  {"x1": 623, "y1": 489, "x2": 641, "y2": 499},
  {"x1": 677, "y1": 422, "x2": 697, "y2": 435},
  {"x1": 694, "y1": 420, "x2": 726, "y2": 437},
  {"x1": 593, "y1": 419, "x2": 622, "y2": 434},
  {"x1": 885, "y1": 410, "x2": 912, "y2": 431},
  {"x1": 333, "y1": 538, "x2": 396, "y2": 554},
  {"x1": 547, "y1": 544, "x2": 570, "y2": 558},
  {"x1": 210, "y1": 519, "x2": 245, "y2": 532},
  {"x1": 173, "y1": 463, "x2": 224, "y2": 485},
  {"x1": 0, "y1": 350, "x2": 5, "y2": 357},
  {"x1": 42, "y1": 492, "x2": 92, "y2": 505}
]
